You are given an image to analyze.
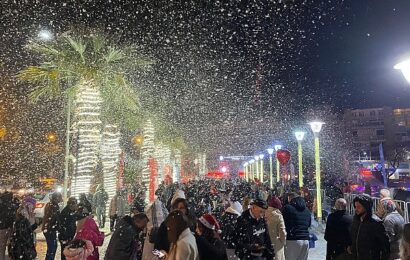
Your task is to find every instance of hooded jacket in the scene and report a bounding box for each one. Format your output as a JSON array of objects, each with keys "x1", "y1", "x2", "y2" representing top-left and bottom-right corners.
[
  {"x1": 220, "y1": 208, "x2": 240, "y2": 249},
  {"x1": 350, "y1": 195, "x2": 390, "y2": 260},
  {"x1": 282, "y1": 196, "x2": 311, "y2": 240},
  {"x1": 234, "y1": 209, "x2": 274, "y2": 259}
]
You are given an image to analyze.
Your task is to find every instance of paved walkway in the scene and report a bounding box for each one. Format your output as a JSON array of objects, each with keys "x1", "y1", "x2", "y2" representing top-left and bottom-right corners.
[{"x1": 308, "y1": 231, "x2": 326, "y2": 260}]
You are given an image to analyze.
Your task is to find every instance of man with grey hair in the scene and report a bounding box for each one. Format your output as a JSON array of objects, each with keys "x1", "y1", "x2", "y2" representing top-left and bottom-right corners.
[{"x1": 324, "y1": 198, "x2": 353, "y2": 260}]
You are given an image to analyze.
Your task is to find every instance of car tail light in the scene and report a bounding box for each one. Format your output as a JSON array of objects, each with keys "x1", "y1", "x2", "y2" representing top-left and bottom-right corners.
[{"x1": 35, "y1": 203, "x2": 45, "y2": 209}]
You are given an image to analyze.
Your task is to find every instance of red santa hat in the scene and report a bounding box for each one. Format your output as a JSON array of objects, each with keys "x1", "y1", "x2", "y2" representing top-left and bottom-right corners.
[{"x1": 198, "y1": 214, "x2": 222, "y2": 234}]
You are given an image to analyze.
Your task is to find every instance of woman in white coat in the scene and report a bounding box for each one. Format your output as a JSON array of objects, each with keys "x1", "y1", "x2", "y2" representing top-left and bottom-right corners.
[
  {"x1": 141, "y1": 198, "x2": 168, "y2": 260},
  {"x1": 166, "y1": 210, "x2": 199, "y2": 260},
  {"x1": 265, "y1": 195, "x2": 286, "y2": 260}
]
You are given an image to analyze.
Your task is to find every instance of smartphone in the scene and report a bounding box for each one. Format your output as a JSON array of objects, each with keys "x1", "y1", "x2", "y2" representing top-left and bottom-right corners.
[{"x1": 152, "y1": 249, "x2": 165, "y2": 258}]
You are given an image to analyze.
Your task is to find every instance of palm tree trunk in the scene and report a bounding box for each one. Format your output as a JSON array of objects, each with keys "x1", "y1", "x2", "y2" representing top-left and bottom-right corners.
[
  {"x1": 101, "y1": 124, "x2": 121, "y2": 216},
  {"x1": 141, "y1": 119, "x2": 155, "y2": 203},
  {"x1": 71, "y1": 80, "x2": 102, "y2": 198}
]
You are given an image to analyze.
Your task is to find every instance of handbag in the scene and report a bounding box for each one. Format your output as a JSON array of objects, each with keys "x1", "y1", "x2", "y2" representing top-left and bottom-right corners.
[{"x1": 149, "y1": 202, "x2": 159, "y2": 243}]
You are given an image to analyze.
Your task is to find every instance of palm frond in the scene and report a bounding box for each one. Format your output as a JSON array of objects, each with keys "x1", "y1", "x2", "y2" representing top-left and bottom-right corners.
[
  {"x1": 66, "y1": 36, "x2": 86, "y2": 63},
  {"x1": 104, "y1": 47, "x2": 124, "y2": 64}
]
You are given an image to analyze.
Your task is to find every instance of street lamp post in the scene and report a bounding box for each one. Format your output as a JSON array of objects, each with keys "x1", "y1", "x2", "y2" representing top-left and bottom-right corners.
[
  {"x1": 259, "y1": 154, "x2": 264, "y2": 183},
  {"x1": 394, "y1": 59, "x2": 410, "y2": 84},
  {"x1": 254, "y1": 155, "x2": 260, "y2": 181},
  {"x1": 274, "y1": 145, "x2": 282, "y2": 184},
  {"x1": 267, "y1": 148, "x2": 274, "y2": 189},
  {"x1": 244, "y1": 162, "x2": 249, "y2": 182},
  {"x1": 295, "y1": 131, "x2": 306, "y2": 188},
  {"x1": 309, "y1": 121, "x2": 324, "y2": 222}
]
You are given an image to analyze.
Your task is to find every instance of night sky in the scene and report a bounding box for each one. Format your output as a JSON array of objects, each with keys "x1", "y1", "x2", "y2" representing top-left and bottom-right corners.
[{"x1": 1, "y1": 0, "x2": 410, "y2": 156}]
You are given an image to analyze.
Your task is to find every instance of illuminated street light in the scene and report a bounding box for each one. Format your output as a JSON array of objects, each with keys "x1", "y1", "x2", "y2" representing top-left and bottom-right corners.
[
  {"x1": 219, "y1": 156, "x2": 224, "y2": 161},
  {"x1": 274, "y1": 144, "x2": 282, "y2": 184},
  {"x1": 259, "y1": 154, "x2": 265, "y2": 183},
  {"x1": 38, "y1": 29, "x2": 54, "y2": 41},
  {"x1": 249, "y1": 159, "x2": 255, "y2": 180},
  {"x1": 267, "y1": 148, "x2": 274, "y2": 188},
  {"x1": 309, "y1": 121, "x2": 325, "y2": 221},
  {"x1": 243, "y1": 162, "x2": 249, "y2": 181},
  {"x1": 47, "y1": 132, "x2": 57, "y2": 143},
  {"x1": 294, "y1": 131, "x2": 306, "y2": 188},
  {"x1": 394, "y1": 59, "x2": 410, "y2": 84},
  {"x1": 254, "y1": 155, "x2": 260, "y2": 181}
]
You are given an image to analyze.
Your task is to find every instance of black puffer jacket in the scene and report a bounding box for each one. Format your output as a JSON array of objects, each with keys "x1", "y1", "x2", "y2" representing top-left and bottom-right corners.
[
  {"x1": 58, "y1": 206, "x2": 77, "y2": 242},
  {"x1": 8, "y1": 213, "x2": 37, "y2": 260},
  {"x1": 350, "y1": 195, "x2": 390, "y2": 260},
  {"x1": 196, "y1": 235, "x2": 228, "y2": 260},
  {"x1": 105, "y1": 216, "x2": 141, "y2": 260},
  {"x1": 282, "y1": 196, "x2": 311, "y2": 240},
  {"x1": 234, "y1": 209, "x2": 274, "y2": 259}
]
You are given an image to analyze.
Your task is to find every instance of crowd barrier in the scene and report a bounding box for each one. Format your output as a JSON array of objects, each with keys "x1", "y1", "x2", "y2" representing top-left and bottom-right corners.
[{"x1": 344, "y1": 193, "x2": 410, "y2": 223}]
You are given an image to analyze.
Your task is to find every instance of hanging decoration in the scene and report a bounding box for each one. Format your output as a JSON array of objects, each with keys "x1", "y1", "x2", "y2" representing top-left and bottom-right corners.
[{"x1": 276, "y1": 149, "x2": 291, "y2": 165}]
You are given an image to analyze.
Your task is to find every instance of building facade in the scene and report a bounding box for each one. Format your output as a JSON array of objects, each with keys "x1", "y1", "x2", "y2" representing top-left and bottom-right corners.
[{"x1": 343, "y1": 107, "x2": 410, "y2": 160}]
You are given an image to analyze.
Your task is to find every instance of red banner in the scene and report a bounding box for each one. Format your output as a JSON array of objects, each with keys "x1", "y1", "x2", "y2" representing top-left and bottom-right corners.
[{"x1": 148, "y1": 158, "x2": 158, "y2": 202}]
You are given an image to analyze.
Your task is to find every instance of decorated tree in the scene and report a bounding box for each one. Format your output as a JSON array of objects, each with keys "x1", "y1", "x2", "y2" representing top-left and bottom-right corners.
[{"x1": 18, "y1": 29, "x2": 151, "y2": 198}]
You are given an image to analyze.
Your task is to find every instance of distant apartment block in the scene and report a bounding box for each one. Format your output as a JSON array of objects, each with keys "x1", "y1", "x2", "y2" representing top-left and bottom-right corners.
[{"x1": 343, "y1": 107, "x2": 410, "y2": 160}]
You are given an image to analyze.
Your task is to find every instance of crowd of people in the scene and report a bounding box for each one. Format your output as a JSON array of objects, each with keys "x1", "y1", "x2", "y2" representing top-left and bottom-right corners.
[{"x1": 1, "y1": 179, "x2": 410, "y2": 260}]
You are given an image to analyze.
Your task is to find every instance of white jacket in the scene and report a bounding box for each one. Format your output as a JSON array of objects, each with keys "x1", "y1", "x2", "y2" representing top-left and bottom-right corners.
[{"x1": 168, "y1": 228, "x2": 199, "y2": 260}]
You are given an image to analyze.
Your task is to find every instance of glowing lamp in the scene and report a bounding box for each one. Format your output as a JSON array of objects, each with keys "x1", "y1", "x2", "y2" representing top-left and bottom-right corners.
[
  {"x1": 309, "y1": 121, "x2": 324, "y2": 133},
  {"x1": 395, "y1": 59, "x2": 410, "y2": 84},
  {"x1": 254, "y1": 155, "x2": 259, "y2": 160},
  {"x1": 295, "y1": 131, "x2": 306, "y2": 141},
  {"x1": 267, "y1": 148, "x2": 274, "y2": 155},
  {"x1": 274, "y1": 144, "x2": 282, "y2": 151}
]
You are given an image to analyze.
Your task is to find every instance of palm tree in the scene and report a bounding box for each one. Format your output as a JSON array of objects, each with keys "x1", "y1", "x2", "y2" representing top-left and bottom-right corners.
[{"x1": 18, "y1": 29, "x2": 151, "y2": 199}]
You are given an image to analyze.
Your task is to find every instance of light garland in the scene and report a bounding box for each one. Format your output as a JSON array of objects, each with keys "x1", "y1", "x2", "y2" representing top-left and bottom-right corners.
[{"x1": 141, "y1": 119, "x2": 155, "y2": 203}]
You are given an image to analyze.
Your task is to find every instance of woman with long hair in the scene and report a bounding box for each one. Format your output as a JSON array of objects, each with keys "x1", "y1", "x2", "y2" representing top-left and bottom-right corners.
[
  {"x1": 195, "y1": 214, "x2": 227, "y2": 260},
  {"x1": 166, "y1": 210, "x2": 199, "y2": 260}
]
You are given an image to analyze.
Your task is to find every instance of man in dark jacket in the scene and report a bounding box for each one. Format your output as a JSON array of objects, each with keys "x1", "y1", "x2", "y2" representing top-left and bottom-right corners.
[
  {"x1": 58, "y1": 197, "x2": 78, "y2": 260},
  {"x1": 234, "y1": 199, "x2": 274, "y2": 259},
  {"x1": 42, "y1": 192, "x2": 62, "y2": 260},
  {"x1": 0, "y1": 191, "x2": 19, "y2": 260},
  {"x1": 105, "y1": 213, "x2": 149, "y2": 260},
  {"x1": 349, "y1": 194, "x2": 390, "y2": 260},
  {"x1": 324, "y1": 198, "x2": 352, "y2": 260},
  {"x1": 282, "y1": 192, "x2": 311, "y2": 260}
]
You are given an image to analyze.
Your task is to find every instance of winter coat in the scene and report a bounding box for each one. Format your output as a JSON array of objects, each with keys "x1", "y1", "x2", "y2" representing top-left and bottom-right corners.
[
  {"x1": 167, "y1": 228, "x2": 199, "y2": 260},
  {"x1": 142, "y1": 199, "x2": 168, "y2": 260},
  {"x1": 324, "y1": 210, "x2": 352, "y2": 259},
  {"x1": 42, "y1": 202, "x2": 60, "y2": 233},
  {"x1": 59, "y1": 205, "x2": 78, "y2": 242},
  {"x1": 109, "y1": 195, "x2": 126, "y2": 217},
  {"x1": 63, "y1": 240, "x2": 94, "y2": 260},
  {"x1": 383, "y1": 211, "x2": 405, "y2": 260},
  {"x1": 8, "y1": 213, "x2": 37, "y2": 260},
  {"x1": 220, "y1": 209, "x2": 240, "y2": 249},
  {"x1": 0, "y1": 193, "x2": 18, "y2": 230},
  {"x1": 93, "y1": 189, "x2": 108, "y2": 209},
  {"x1": 75, "y1": 217, "x2": 104, "y2": 260},
  {"x1": 282, "y1": 196, "x2": 311, "y2": 240},
  {"x1": 350, "y1": 214, "x2": 390, "y2": 260},
  {"x1": 234, "y1": 209, "x2": 274, "y2": 259},
  {"x1": 265, "y1": 207, "x2": 286, "y2": 260},
  {"x1": 196, "y1": 235, "x2": 227, "y2": 260},
  {"x1": 105, "y1": 215, "x2": 143, "y2": 260}
]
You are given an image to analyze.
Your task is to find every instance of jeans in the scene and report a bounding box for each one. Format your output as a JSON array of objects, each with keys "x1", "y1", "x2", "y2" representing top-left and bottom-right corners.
[
  {"x1": 0, "y1": 228, "x2": 10, "y2": 260},
  {"x1": 44, "y1": 231, "x2": 58, "y2": 260},
  {"x1": 285, "y1": 240, "x2": 309, "y2": 260},
  {"x1": 96, "y1": 207, "x2": 106, "y2": 228}
]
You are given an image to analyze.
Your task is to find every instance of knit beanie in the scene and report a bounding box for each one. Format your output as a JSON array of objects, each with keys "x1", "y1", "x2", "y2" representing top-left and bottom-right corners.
[{"x1": 198, "y1": 214, "x2": 222, "y2": 234}]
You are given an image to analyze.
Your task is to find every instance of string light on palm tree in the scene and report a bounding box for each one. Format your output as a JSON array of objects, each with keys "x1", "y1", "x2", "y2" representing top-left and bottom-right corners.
[
  {"x1": 309, "y1": 121, "x2": 325, "y2": 222},
  {"x1": 294, "y1": 131, "x2": 306, "y2": 188},
  {"x1": 267, "y1": 148, "x2": 274, "y2": 189},
  {"x1": 274, "y1": 144, "x2": 282, "y2": 183}
]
